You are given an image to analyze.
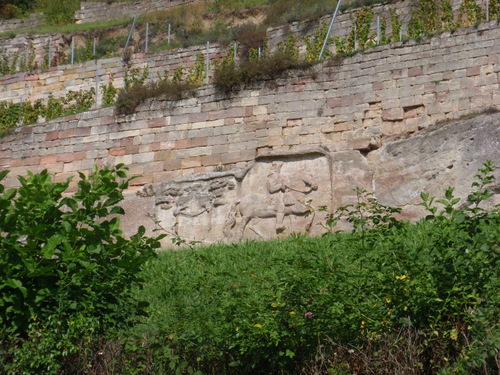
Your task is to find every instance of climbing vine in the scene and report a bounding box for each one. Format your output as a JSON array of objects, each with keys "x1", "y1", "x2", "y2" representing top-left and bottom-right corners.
[
  {"x1": 304, "y1": 22, "x2": 334, "y2": 62},
  {"x1": 186, "y1": 53, "x2": 206, "y2": 86},
  {"x1": 456, "y1": 0, "x2": 483, "y2": 27}
]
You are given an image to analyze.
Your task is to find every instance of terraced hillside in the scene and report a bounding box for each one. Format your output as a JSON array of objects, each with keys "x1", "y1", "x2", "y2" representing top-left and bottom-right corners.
[{"x1": 0, "y1": 0, "x2": 499, "y2": 242}]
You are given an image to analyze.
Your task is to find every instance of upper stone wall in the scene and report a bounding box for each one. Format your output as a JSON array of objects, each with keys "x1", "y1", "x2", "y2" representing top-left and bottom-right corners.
[
  {"x1": 75, "y1": 0, "x2": 199, "y2": 24},
  {"x1": 0, "y1": 44, "x2": 225, "y2": 104},
  {"x1": 0, "y1": 13, "x2": 44, "y2": 33},
  {"x1": 268, "y1": 0, "x2": 490, "y2": 53}
]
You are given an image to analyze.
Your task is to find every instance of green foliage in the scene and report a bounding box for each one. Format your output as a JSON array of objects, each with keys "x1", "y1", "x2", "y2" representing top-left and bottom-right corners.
[
  {"x1": 186, "y1": 53, "x2": 206, "y2": 86},
  {"x1": 213, "y1": 44, "x2": 309, "y2": 94},
  {"x1": 0, "y1": 88, "x2": 99, "y2": 133},
  {"x1": 0, "y1": 165, "x2": 164, "y2": 372},
  {"x1": 390, "y1": 8, "x2": 402, "y2": 42},
  {"x1": 100, "y1": 74, "x2": 118, "y2": 107},
  {"x1": 35, "y1": 0, "x2": 79, "y2": 25},
  {"x1": 0, "y1": 45, "x2": 36, "y2": 77},
  {"x1": 352, "y1": 7, "x2": 375, "y2": 50},
  {"x1": 124, "y1": 65, "x2": 150, "y2": 91},
  {"x1": 304, "y1": 22, "x2": 333, "y2": 62},
  {"x1": 457, "y1": 0, "x2": 483, "y2": 27},
  {"x1": 116, "y1": 77, "x2": 195, "y2": 115}
]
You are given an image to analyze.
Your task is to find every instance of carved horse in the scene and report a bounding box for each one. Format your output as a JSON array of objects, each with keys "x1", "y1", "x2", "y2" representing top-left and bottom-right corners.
[{"x1": 223, "y1": 193, "x2": 314, "y2": 240}]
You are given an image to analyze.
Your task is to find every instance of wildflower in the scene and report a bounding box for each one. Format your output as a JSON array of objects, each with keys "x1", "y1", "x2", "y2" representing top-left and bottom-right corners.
[
  {"x1": 304, "y1": 312, "x2": 314, "y2": 318},
  {"x1": 235, "y1": 327, "x2": 239, "y2": 332},
  {"x1": 290, "y1": 311, "x2": 296, "y2": 315},
  {"x1": 360, "y1": 321, "x2": 365, "y2": 328},
  {"x1": 395, "y1": 275, "x2": 407, "y2": 280},
  {"x1": 385, "y1": 298, "x2": 391, "y2": 303},
  {"x1": 253, "y1": 323, "x2": 262, "y2": 328}
]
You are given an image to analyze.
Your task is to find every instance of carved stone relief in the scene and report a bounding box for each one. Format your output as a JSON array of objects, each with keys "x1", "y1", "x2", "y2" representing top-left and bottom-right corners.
[
  {"x1": 149, "y1": 149, "x2": 333, "y2": 244},
  {"x1": 154, "y1": 172, "x2": 238, "y2": 243}
]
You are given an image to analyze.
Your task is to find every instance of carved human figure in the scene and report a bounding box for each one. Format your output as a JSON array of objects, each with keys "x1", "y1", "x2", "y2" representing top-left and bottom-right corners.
[
  {"x1": 266, "y1": 161, "x2": 318, "y2": 233},
  {"x1": 267, "y1": 161, "x2": 290, "y2": 232}
]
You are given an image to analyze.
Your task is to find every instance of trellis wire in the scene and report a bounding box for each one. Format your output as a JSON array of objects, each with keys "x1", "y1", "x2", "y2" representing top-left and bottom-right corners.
[
  {"x1": 71, "y1": 36, "x2": 75, "y2": 64},
  {"x1": 354, "y1": 23, "x2": 358, "y2": 51},
  {"x1": 377, "y1": 16, "x2": 381, "y2": 44},
  {"x1": 318, "y1": 0, "x2": 342, "y2": 61},
  {"x1": 48, "y1": 36, "x2": 52, "y2": 68},
  {"x1": 95, "y1": 69, "x2": 99, "y2": 110},
  {"x1": 206, "y1": 41, "x2": 210, "y2": 85},
  {"x1": 123, "y1": 14, "x2": 139, "y2": 60}
]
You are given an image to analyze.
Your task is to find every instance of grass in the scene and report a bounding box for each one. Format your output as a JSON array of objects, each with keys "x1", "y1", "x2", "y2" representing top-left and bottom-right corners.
[
  {"x1": 130, "y1": 199, "x2": 500, "y2": 373},
  {"x1": 125, "y1": 174, "x2": 500, "y2": 374}
]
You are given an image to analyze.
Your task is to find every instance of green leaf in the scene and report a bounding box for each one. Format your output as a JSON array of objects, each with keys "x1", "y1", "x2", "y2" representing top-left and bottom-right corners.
[
  {"x1": 110, "y1": 206, "x2": 125, "y2": 215},
  {"x1": 41, "y1": 234, "x2": 63, "y2": 259},
  {"x1": 4, "y1": 278, "x2": 28, "y2": 298},
  {"x1": 0, "y1": 170, "x2": 9, "y2": 181}
]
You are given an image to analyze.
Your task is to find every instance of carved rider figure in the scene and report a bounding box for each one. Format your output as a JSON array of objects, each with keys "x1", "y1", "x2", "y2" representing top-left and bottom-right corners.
[{"x1": 267, "y1": 161, "x2": 318, "y2": 233}]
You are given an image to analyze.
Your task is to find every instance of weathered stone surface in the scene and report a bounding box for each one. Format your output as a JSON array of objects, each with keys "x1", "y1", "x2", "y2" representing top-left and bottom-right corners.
[
  {"x1": 129, "y1": 113, "x2": 500, "y2": 244},
  {"x1": 368, "y1": 113, "x2": 500, "y2": 219}
]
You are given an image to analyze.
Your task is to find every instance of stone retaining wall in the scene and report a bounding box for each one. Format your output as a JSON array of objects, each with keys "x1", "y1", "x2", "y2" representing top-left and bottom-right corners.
[
  {"x1": 0, "y1": 13, "x2": 44, "y2": 33},
  {"x1": 75, "y1": 0, "x2": 199, "y2": 24},
  {"x1": 1, "y1": 21, "x2": 498, "y2": 190},
  {"x1": 267, "y1": 0, "x2": 490, "y2": 53},
  {"x1": 2, "y1": 0, "x2": 494, "y2": 106},
  {"x1": 0, "y1": 44, "x2": 225, "y2": 104}
]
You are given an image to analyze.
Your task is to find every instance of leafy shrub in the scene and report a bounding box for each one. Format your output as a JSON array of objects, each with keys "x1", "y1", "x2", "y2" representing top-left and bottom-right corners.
[
  {"x1": 116, "y1": 79, "x2": 195, "y2": 115},
  {"x1": 0, "y1": 165, "x2": 164, "y2": 372},
  {"x1": 35, "y1": 0, "x2": 79, "y2": 25},
  {"x1": 213, "y1": 47, "x2": 309, "y2": 94}
]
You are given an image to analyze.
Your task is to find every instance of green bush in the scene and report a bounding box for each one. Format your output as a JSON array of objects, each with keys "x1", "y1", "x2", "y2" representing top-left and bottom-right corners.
[
  {"x1": 213, "y1": 48, "x2": 309, "y2": 94},
  {"x1": 116, "y1": 79, "x2": 195, "y2": 115},
  {"x1": 35, "y1": 0, "x2": 79, "y2": 25},
  {"x1": 0, "y1": 165, "x2": 164, "y2": 373}
]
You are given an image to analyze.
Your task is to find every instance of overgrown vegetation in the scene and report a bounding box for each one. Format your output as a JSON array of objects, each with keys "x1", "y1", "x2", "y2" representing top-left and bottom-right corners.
[
  {"x1": 1, "y1": 162, "x2": 497, "y2": 373},
  {"x1": 134, "y1": 162, "x2": 500, "y2": 374},
  {"x1": 115, "y1": 63, "x2": 197, "y2": 115},
  {"x1": 0, "y1": 165, "x2": 165, "y2": 374},
  {"x1": 0, "y1": 88, "x2": 98, "y2": 133}
]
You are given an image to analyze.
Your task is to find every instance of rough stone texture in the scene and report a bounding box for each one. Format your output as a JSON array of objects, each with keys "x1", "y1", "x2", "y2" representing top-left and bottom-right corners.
[
  {"x1": 0, "y1": 21, "x2": 499, "y2": 243},
  {"x1": 0, "y1": 44, "x2": 225, "y2": 104},
  {"x1": 368, "y1": 113, "x2": 500, "y2": 219},
  {"x1": 75, "y1": 0, "x2": 198, "y2": 24},
  {"x1": 0, "y1": 13, "x2": 44, "y2": 33}
]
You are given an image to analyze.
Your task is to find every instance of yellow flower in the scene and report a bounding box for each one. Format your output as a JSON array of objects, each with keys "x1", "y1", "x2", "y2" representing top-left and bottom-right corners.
[
  {"x1": 385, "y1": 298, "x2": 391, "y2": 303},
  {"x1": 235, "y1": 327, "x2": 239, "y2": 332},
  {"x1": 290, "y1": 311, "x2": 296, "y2": 315},
  {"x1": 395, "y1": 275, "x2": 407, "y2": 280},
  {"x1": 253, "y1": 323, "x2": 262, "y2": 328},
  {"x1": 360, "y1": 321, "x2": 365, "y2": 328}
]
